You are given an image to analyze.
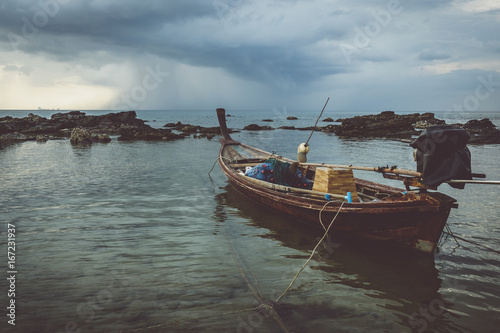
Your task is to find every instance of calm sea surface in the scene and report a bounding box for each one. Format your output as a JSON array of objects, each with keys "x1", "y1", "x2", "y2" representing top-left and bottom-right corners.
[{"x1": 1, "y1": 110, "x2": 499, "y2": 333}]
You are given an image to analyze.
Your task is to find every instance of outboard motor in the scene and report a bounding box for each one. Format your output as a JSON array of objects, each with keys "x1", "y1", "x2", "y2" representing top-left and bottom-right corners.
[{"x1": 410, "y1": 125, "x2": 472, "y2": 189}]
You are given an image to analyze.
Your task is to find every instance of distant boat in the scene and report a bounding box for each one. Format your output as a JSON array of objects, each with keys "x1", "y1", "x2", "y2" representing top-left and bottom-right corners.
[{"x1": 216, "y1": 108, "x2": 460, "y2": 254}]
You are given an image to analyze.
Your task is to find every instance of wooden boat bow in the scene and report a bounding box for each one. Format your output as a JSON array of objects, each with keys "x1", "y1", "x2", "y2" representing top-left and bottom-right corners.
[{"x1": 217, "y1": 108, "x2": 240, "y2": 146}]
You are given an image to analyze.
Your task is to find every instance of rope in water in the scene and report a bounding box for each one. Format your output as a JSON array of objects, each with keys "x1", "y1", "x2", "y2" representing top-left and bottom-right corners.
[
  {"x1": 208, "y1": 156, "x2": 219, "y2": 176},
  {"x1": 275, "y1": 201, "x2": 345, "y2": 303},
  {"x1": 442, "y1": 230, "x2": 500, "y2": 255},
  {"x1": 222, "y1": 225, "x2": 292, "y2": 333},
  {"x1": 120, "y1": 176, "x2": 344, "y2": 332},
  {"x1": 118, "y1": 223, "x2": 290, "y2": 333}
]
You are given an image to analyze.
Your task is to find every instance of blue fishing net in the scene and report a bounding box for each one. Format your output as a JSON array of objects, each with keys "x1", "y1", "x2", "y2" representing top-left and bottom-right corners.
[{"x1": 244, "y1": 159, "x2": 313, "y2": 190}]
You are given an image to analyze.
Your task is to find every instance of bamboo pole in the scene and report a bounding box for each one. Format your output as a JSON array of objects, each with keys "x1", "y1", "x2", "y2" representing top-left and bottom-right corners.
[
  {"x1": 299, "y1": 163, "x2": 497, "y2": 185},
  {"x1": 446, "y1": 180, "x2": 500, "y2": 185},
  {"x1": 298, "y1": 162, "x2": 422, "y2": 177}
]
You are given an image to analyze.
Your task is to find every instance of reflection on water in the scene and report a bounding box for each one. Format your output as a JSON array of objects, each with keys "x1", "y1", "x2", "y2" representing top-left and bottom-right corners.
[{"x1": 215, "y1": 185, "x2": 471, "y2": 332}]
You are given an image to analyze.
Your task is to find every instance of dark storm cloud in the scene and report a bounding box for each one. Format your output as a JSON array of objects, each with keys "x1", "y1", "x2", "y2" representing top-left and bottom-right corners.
[
  {"x1": 0, "y1": 0, "x2": 349, "y2": 87},
  {"x1": 0, "y1": 0, "x2": 499, "y2": 110}
]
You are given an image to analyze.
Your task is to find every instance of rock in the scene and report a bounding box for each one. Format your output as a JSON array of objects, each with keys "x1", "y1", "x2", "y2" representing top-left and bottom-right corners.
[
  {"x1": 287, "y1": 116, "x2": 298, "y2": 120},
  {"x1": 90, "y1": 133, "x2": 111, "y2": 143},
  {"x1": 244, "y1": 124, "x2": 274, "y2": 131},
  {"x1": 462, "y1": 118, "x2": 500, "y2": 144},
  {"x1": 322, "y1": 117, "x2": 334, "y2": 122},
  {"x1": 278, "y1": 126, "x2": 296, "y2": 130},
  {"x1": 0, "y1": 132, "x2": 29, "y2": 141},
  {"x1": 181, "y1": 125, "x2": 200, "y2": 133},
  {"x1": 262, "y1": 119, "x2": 274, "y2": 122},
  {"x1": 0, "y1": 110, "x2": 177, "y2": 144},
  {"x1": 321, "y1": 125, "x2": 339, "y2": 133},
  {"x1": 414, "y1": 119, "x2": 445, "y2": 129},
  {"x1": 199, "y1": 126, "x2": 223, "y2": 134},
  {"x1": 327, "y1": 111, "x2": 441, "y2": 138},
  {"x1": 70, "y1": 127, "x2": 92, "y2": 145},
  {"x1": 28, "y1": 113, "x2": 45, "y2": 122},
  {"x1": 36, "y1": 135, "x2": 48, "y2": 142},
  {"x1": 118, "y1": 128, "x2": 183, "y2": 141}
]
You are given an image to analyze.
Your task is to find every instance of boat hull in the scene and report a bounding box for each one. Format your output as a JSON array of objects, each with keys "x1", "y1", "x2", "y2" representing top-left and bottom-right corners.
[{"x1": 220, "y1": 157, "x2": 452, "y2": 253}]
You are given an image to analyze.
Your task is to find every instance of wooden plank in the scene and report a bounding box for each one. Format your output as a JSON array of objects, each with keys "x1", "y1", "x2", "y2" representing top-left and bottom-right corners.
[{"x1": 300, "y1": 162, "x2": 422, "y2": 177}]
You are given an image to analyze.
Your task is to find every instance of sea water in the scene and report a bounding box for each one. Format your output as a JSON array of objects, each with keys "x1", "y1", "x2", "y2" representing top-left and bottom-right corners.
[{"x1": 0, "y1": 110, "x2": 499, "y2": 332}]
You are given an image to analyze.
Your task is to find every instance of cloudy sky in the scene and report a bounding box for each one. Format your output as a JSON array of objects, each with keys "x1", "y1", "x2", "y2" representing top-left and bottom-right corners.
[{"x1": 0, "y1": 0, "x2": 499, "y2": 111}]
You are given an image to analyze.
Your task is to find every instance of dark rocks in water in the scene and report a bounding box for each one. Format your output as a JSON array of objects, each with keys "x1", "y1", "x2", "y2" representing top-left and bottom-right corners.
[
  {"x1": 117, "y1": 128, "x2": 184, "y2": 141},
  {"x1": 414, "y1": 118, "x2": 446, "y2": 129},
  {"x1": 244, "y1": 124, "x2": 274, "y2": 131},
  {"x1": 287, "y1": 116, "x2": 298, "y2": 120},
  {"x1": 70, "y1": 127, "x2": 92, "y2": 145},
  {"x1": 278, "y1": 126, "x2": 296, "y2": 130},
  {"x1": 325, "y1": 111, "x2": 441, "y2": 138},
  {"x1": 0, "y1": 110, "x2": 180, "y2": 143},
  {"x1": 36, "y1": 135, "x2": 49, "y2": 142},
  {"x1": 164, "y1": 121, "x2": 183, "y2": 128},
  {"x1": 321, "y1": 124, "x2": 338, "y2": 133},
  {"x1": 262, "y1": 119, "x2": 274, "y2": 122},
  {"x1": 462, "y1": 118, "x2": 500, "y2": 144},
  {"x1": 163, "y1": 122, "x2": 225, "y2": 137},
  {"x1": 0, "y1": 132, "x2": 29, "y2": 141},
  {"x1": 90, "y1": 133, "x2": 111, "y2": 143},
  {"x1": 199, "y1": 126, "x2": 225, "y2": 134},
  {"x1": 181, "y1": 124, "x2": 201, "y2": 133},
  {"x1": 322, "y1": 117, "x2": 334, "y2": 122}
]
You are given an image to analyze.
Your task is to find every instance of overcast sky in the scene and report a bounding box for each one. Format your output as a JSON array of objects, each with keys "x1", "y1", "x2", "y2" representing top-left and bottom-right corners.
[{"x1": 0, "y1": 0, "x2": 499, "y2": 111}]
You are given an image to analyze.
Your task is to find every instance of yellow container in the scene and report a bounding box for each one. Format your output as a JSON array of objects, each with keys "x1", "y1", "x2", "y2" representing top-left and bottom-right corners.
[{"x1": 312, "y1": 167, "x2": 359, "y2": 202}]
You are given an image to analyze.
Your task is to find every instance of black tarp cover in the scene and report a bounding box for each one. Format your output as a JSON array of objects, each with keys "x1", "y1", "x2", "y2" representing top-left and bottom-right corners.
[{"x1": 410, "y1": 125, "x2": 472, "y2": 189}]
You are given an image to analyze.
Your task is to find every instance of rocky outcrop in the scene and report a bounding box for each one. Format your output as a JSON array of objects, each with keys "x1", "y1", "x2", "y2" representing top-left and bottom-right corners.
[
  {"x1": 243, "y1": 124, "x2": 274, "y2": 131},
  {"x1": 323, "y1": 111, "x2": 442, "y2": 138},
  {"x1": 414, "y1": 118, "x2": 446, "y2": 129},
  {"x1": 163, "y1": 122, "x2": 224, "y2": 137},
  {"x1": 462, "y1": 118, "x2": 500, "y2": 144},
  {"x1": 117, "y1": 128, "x2": 183, "y2": 141},
  {"x1": 70, "y1": 127, "x2": 92, "y2": 145},
  {"x1": 0, "y1": 111, "x2": 186, "y2": 143},
  {"x1": 36, "y1": 135, "x2": 48, "y2": 142},
  {"x1": 91, "y1": 133, "x2": 112, "y2": 143}
]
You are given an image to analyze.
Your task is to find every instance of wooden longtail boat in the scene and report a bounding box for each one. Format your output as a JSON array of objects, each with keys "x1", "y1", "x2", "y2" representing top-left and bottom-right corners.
[{"x1": 216, "y1": 108, "x2": 458, "y2": 254}]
